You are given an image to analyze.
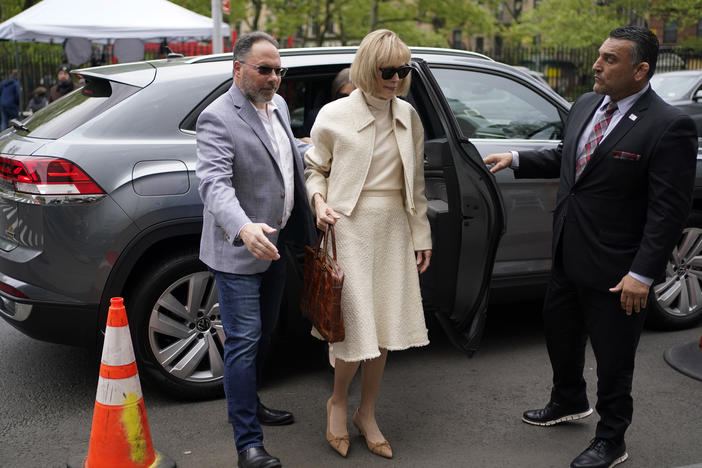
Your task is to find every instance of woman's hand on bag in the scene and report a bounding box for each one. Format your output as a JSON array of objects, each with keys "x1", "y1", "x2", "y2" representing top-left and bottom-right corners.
[
  {"x1": 416, "y1": 249, "x2": 432, "y2": 274},
  {"x1": 313, "y1": 194, "x2": 340, "y2": 230}
]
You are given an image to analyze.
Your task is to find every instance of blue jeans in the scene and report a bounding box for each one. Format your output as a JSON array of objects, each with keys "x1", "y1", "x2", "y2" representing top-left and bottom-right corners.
[{"x1": 213, "y1": 257, "x2": 286, "y2": 453}]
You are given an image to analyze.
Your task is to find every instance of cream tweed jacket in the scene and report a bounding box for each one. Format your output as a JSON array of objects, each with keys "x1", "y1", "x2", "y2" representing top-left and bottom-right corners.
[{"x1": 304, "y1": 89, "x2": 432, "y2": 251}]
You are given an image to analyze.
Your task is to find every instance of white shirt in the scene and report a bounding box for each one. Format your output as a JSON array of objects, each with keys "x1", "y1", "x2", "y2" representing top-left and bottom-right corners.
[
  {"x1": 236, "y1": 100, "x2": 295, "y2": 239},
  {"x1": 575, "y1": 84, "x2": 649, "y2": 157},
  {"x1": 254, "y1": 100, "x2": 295, "y2": 227}
]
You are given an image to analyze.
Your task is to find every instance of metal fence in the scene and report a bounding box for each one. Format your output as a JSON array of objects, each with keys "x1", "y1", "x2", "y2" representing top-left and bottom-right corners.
[
  {"x1": 485, "y1": 46, "x2": 702, "y2": 101},
  {"x1": 1, "y1": 43, "x2": 64, "y2": 112},
  {"x1": 3, "y1": 41, "x2": 702, "y2": 110}
]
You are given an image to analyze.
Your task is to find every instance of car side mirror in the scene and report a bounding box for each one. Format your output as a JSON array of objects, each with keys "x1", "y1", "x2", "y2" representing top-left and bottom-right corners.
[{"x1": 694, "y1": 90, "x2": 702, "y2": 102}]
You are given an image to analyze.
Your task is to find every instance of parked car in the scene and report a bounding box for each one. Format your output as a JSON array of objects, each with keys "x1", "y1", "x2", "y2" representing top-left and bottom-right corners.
[
  {"x1": 512, "y1": 65, "x2": 550, "y2": 87},
  {"x1": 650, "y1": 70, "x2": 702, "y2": 135},
  {"x1": 656, "y1": 51, "x2": 686, "y2": 72},
  {"x1": 1, "y1": 47, "x2": 700, "y2": 399}
]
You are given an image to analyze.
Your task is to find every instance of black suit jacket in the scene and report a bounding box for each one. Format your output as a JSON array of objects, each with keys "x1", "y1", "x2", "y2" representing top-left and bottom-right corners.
[{"x1": 517, "y1": 88, "x2": 698, "y2": 290}]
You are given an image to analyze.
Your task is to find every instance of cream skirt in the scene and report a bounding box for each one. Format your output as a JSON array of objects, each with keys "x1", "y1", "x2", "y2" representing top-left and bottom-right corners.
[{"x1": 312, "y1": 190, "x2": 429, "y2": 361}]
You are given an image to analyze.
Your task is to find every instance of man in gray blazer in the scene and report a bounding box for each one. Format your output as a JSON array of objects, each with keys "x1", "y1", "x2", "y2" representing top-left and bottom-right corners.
[{"x1": 196, "y1": 31, "x2": 314, "y2": 468}]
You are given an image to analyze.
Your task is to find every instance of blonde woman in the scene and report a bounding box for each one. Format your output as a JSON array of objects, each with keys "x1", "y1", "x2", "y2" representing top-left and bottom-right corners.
[{"x1": 304, "y1": 29, "x2": 431, "y2": 459}]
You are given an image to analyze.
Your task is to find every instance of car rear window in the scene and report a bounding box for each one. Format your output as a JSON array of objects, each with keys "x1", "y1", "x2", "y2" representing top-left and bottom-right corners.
[{"x1": 20, "y1": 79, "x2": 141, "y2": 139}]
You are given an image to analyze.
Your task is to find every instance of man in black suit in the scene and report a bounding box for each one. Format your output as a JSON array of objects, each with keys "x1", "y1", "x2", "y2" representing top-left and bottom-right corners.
[{"x1": 485, "y1": 26, "x2": 697, "y2": 468}]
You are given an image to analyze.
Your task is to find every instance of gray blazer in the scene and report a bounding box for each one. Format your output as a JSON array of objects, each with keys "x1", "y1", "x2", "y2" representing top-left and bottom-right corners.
[{"x1": 196, "y1": 84, "x2": 314, "y2": 274}]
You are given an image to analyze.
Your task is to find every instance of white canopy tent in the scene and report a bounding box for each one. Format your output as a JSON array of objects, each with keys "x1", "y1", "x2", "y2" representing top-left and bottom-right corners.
[{"x1": 0, "y1": 0, "x2": 230, "y2": 43}]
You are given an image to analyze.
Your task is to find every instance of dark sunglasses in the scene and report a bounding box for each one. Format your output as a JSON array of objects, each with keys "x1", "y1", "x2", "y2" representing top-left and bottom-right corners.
[
  {"x1": 379, "y1": 66, "x2": 412, "y2": 80},
  {"x1": 239, "y1": 61, "x2": 288, "y2": 77}
]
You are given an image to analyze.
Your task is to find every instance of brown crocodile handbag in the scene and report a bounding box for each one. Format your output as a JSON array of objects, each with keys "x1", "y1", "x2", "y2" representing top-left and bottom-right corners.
[{"x1": 300, "y1": 225, "x2": 345, "y2": 342}]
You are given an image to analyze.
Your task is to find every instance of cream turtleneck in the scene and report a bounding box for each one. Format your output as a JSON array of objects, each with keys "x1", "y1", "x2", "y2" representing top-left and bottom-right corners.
[{"x1": 361, "y1": 91, "x2": 404, "y2": 191}]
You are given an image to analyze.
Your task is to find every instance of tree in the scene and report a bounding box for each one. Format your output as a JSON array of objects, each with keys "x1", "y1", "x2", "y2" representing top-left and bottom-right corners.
[
  {"x1": 504, "y1": 0, "x2": 702, "y2": 49},
  {"x1": 504, "y1": 0, "x2": 623, "y2": 48},
  {"x1": 170, "y1": 0, "x2": 211, "y2": 16},
  {"x1": 648, "y1": 0, "x2": 702, "y2": 29},
  {"x1": 1, "y1": 0, "x2": 29, "y2": 21}
]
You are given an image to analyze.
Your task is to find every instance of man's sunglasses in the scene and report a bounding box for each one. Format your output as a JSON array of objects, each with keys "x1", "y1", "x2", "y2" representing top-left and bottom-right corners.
[
  {"x1": 379, "y1": 66, "x2": 412, "y2": 80},
  {"x1": 239, "y1": 61, "x2": 288, "y2": 77}
]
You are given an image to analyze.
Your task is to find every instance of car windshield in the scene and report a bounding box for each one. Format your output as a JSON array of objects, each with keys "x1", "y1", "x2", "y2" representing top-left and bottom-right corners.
[{"x1": 650, "y1": 74, "x2": 698, "y2": 100}]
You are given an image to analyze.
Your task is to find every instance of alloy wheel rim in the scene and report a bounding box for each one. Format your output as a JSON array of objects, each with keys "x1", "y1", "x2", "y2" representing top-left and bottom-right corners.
[
  {"x1": 654, "y1": 228, "x2": 702, "y2": 318},
  {"x1": 148, "y1": 271, "x2": 224, "y2": 383}
]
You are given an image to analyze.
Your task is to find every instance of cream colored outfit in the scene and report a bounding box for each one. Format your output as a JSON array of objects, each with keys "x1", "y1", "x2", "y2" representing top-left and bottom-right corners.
[{"x1": 304, "y1": 89, "x2": 431, "y2": 361}]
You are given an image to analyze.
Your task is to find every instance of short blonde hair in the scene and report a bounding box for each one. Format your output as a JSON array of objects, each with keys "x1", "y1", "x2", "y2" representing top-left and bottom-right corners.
[{"x1": 350, "y1": 29, "x2": 411, "y2": 97}]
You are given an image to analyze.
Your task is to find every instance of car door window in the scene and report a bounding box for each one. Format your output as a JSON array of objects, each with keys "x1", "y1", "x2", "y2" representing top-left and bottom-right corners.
[{"x1": 430, "y1": 67, "x2": 563, "y2": 140}]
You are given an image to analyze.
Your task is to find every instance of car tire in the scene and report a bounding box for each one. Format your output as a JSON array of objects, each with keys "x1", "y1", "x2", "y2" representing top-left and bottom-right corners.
[
  {"x1": 126, "y1": 249, "x2": 224, "y2": 400},
  {"x1": 648, "y1": 227, "x2": 702, "y2": 330}
]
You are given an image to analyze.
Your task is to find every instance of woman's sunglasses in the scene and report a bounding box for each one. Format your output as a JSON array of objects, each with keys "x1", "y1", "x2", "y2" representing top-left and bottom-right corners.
[
  {"x1": 379, "y1": 66, "x2": 412, "y2": 80},
  {"x1": 239, "y1": 61, "x2": 288, "y2": 77}
]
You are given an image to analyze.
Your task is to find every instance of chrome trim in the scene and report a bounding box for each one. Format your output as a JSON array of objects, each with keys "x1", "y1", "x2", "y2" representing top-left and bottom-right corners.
[
  {"x1": 0, "y1": 186, "x2": 106, "y2": 205},
  {"x1": 0, "y1": 296, "x2": 32, "y2": 321}
]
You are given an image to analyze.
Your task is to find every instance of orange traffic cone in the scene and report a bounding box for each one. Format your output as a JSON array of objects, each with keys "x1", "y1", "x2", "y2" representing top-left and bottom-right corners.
[{"x1": 69, "y1": 297, "x2": 175, "y2": 468}]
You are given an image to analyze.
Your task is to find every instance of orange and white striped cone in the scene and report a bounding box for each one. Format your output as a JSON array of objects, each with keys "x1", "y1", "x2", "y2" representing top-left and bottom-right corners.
[{"x1": 68, "y1": 297, "x2": 175, "y2": 468}]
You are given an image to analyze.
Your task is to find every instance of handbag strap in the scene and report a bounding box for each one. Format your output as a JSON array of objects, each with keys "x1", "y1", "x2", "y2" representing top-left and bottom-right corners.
[
  {"x1": 316, "y1": 225, "x2": 337, "y2": 262},
  {"x1": 324, "y1": 225, "x2": 337, "y2": 261}
]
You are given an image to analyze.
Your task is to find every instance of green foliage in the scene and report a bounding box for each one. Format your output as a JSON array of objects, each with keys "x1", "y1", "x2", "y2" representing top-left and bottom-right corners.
[
  {"x1": 1, "y1": 0, "x2": 27, "y2": 22},
  {"x1": 505, "y1": 0, "x2": 622, "y2": 48},
  {"x1": 649, "y1": 0, "x2": 702, "y2": 29},
  {"x1": 680, "y1": 36, "x2": 702, "y2": 49},
  {"x1": 262, "y1": 0, "x2": 498, "y2": 47},
  {"x1": 7, "y1": 0, "x2": 702, "y2": 50},
  {"x1": 170, "y1": 0, "x2": 211, "y2": 16}
]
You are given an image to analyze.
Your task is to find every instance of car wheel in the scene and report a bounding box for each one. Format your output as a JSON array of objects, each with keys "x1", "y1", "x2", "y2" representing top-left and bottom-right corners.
[
  {"x1": 127, "y1": 249, "x2": 224, "y2": 399},
  {"x1": 649, "y1": 227, "x2": 702, "y2": 330}
]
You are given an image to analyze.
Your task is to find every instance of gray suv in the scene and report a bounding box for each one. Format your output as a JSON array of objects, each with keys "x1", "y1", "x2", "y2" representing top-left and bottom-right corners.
[{"x1": 1, "y1": 47, "x2": 700, "y2": 399}]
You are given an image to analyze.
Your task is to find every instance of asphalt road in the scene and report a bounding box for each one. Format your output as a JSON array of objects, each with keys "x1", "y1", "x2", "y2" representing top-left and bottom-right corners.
[{"x1": 1, "y1": 302, "x2": 701, "y2": 468}]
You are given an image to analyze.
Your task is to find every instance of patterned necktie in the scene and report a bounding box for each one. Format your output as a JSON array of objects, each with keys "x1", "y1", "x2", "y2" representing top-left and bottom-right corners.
[{"x1": 575, "y1": 101, "x2": 618, "y2": 179}]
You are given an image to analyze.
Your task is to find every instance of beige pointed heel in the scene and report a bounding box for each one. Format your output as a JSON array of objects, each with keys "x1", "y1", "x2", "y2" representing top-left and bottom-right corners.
[
  {"x1": 326, "y1": 399, "x2": 350, "y2": 457},
  {"x1": 352, "y1": 408, "x2": 392, "y2": 459}
]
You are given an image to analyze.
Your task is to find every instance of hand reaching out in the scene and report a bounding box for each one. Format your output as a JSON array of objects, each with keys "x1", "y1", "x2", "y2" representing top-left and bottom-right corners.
[
  {"x1": 483, "y1": 152, "x2": 514, "y2": 173},
  {"x1": 240, "y1": 223, "x2": 280, "y2": 261}
]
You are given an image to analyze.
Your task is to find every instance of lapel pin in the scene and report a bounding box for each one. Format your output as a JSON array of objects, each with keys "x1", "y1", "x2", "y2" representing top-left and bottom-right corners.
[{"x1": 629, "y1": 114, "x2": 638, "y2": 121}]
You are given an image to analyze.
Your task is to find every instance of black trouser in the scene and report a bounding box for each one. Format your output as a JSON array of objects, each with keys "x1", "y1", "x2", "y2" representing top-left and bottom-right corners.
[{"x1": 543, "y1": 254, "x2": 648, "y2": 443}]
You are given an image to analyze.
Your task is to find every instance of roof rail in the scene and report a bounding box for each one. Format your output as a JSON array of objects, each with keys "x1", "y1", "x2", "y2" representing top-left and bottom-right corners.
[{"x1": 188, "y1": 46, "x2": 493, "y2": 64}]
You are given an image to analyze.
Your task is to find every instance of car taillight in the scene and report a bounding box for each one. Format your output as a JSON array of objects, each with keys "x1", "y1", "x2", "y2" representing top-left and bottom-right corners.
[
  {"x1": 0, "y1": 280, "x2": 27, "y2": 298},
  {"x1": 0, "y1": 155, "x2": 104, "y2": 196}
]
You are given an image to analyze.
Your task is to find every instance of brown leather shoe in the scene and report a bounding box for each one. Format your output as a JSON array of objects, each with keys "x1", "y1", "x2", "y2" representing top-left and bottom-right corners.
[
  {"x1": 352, "y1": 408, "x2": 392, "y2": 459},
  {"x1": 326, "y1": 398, "x2": 350, "y2": 457}
]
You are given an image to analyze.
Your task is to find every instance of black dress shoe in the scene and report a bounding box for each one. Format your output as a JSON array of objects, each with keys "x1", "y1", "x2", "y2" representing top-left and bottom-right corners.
[
  {"x1": 571, "y1": 438, "x2": 628, "y2": 468},
  {"x1": 257, "y1": 402, "x2": 294, "y2": 426},
  {"x1": 522, "y1": 400, "x2": 593, "y2": 426},
  {"x1": 237, "y1": 446, "x2": 281, "y2": 468}
]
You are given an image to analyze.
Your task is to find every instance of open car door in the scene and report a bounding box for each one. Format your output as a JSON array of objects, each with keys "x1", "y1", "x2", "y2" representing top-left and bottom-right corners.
[{"x1": 408, "y1": 59, "x2": 506, "y2": 355}]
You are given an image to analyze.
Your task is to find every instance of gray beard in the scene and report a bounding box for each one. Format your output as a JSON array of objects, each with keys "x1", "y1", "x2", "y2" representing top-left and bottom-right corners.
[
  {"x1": 244, "y1": 90, "x2": 269, "y2": 104},
  {"x1": 240, "y1": 75, "x2": 275, "y2": 105}
]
